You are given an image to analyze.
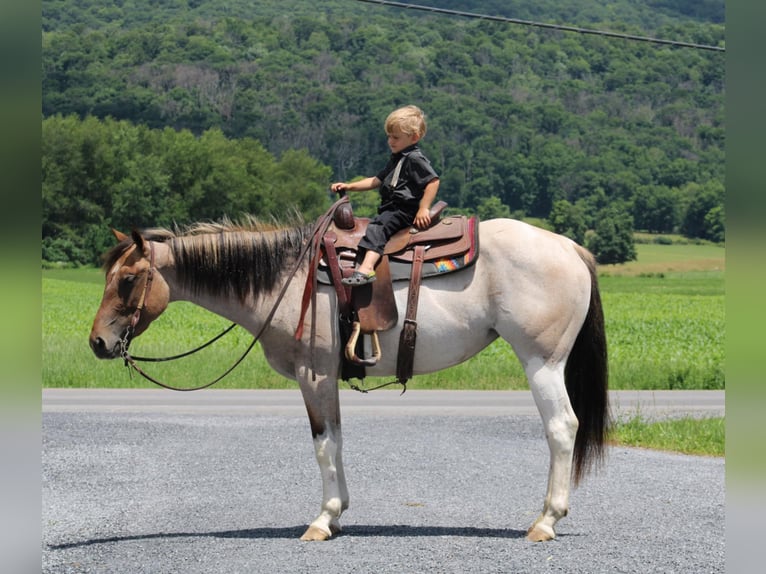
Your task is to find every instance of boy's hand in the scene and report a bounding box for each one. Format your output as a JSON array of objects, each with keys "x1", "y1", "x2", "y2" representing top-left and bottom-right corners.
[
  {"x1": 414, "y1": 207, "x2": 432, "y2": 229},
  {"x1": 330, "y1": 182, "x2": 346, "y2": 193}
]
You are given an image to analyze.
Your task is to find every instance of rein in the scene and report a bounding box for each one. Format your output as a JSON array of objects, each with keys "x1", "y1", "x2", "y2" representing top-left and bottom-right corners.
[
  {"x1": 119, "y1": 196, "x2": 350, "y2": 391},
  {"x1": 346, "y1": 378, "x2": 408, "y2": 394}
]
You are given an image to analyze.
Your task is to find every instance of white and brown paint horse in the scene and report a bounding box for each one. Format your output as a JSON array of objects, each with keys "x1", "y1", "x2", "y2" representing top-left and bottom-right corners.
[{"x1": 89, "y1": 216, "x2": 609, "y2": 542}]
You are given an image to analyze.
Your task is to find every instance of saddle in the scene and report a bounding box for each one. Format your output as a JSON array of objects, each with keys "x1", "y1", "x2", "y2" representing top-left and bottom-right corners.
[{"x1": 297, "y1": 198, "x2": 479, "y2": 386}]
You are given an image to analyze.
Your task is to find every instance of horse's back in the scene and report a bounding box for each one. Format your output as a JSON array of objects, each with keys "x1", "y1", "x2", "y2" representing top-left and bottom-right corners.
[
  {"x1": 479, "y1": 216, "x2": 581, "y2": 251},
  {"x1": 394, "y1": 218, "x2": 592, "y2": 324},
  {"x1": 477, "y1": 218, "x2": 592, "y2": 285}
]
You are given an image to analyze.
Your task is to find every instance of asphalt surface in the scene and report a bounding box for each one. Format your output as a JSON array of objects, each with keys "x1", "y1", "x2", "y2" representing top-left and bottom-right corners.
[{"x1": 43, "y1": 390, "x2": 725, "y2": 573}]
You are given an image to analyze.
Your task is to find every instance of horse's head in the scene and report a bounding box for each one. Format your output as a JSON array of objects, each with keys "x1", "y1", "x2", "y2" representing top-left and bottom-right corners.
[{"x1": 89, "y1": 229, "x2": 170, "y2": 359}]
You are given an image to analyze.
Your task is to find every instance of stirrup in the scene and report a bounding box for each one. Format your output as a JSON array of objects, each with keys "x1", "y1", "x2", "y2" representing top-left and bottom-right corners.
[{"x1": 345, "y1": 321, "x2": 382, "y2": 367}]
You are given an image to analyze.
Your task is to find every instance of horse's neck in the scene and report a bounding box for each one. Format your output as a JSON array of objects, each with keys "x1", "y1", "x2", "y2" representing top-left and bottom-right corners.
[{"x1": 154, "y1": 240, "x2": 305, "y2": 336}]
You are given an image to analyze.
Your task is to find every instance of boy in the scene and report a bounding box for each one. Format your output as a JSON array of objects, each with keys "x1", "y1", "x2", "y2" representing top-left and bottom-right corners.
[{"x1": 331, "y1": 105, "x2": 440, "y2": 286}]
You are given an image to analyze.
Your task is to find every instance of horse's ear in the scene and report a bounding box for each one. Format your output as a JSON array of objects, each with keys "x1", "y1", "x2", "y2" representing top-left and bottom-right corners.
[
  {"x1": 112, "y1": 229, "x2": 129, "y2": 242},
  {"x1": 131, "y1": 229, "x2": 145, "y2": 252}
]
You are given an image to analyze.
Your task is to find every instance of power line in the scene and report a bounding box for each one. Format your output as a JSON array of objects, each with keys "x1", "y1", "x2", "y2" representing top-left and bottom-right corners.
[{"x1": 353, "y1": 0, "x2": 725, "y2": 52}]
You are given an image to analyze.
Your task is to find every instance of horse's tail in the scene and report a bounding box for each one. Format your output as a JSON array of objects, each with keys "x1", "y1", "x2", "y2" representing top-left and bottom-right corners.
[{"x1": 566, "y1": 245, "x2": 610, "y2": 486}]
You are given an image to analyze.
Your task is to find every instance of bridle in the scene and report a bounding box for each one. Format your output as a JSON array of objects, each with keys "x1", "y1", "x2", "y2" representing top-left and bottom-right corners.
[
  {"x1": 116, "y1": 238, "x2": 234, "y2": 392},
  {"x1": 118, "y1": 239, "x2": 252, "y2": 391},
  {"x1": 118, "y1": 196, "x2": 349, "y2": 391},
  {"x1": 120, "y1": 239, "x2": 156, "y2": 357}
]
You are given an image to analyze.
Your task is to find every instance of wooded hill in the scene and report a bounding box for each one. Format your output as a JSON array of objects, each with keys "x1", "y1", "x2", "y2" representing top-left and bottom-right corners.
[{"x1": 42, "y1": 0, "x2": 725, "y2": 265}]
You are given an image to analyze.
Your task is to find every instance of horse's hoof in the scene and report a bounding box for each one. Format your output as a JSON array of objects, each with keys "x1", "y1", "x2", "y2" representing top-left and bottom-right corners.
[
  {"x1": 300, "y1": 525, "x2": 332, "y2": 541},
  {"x1": 526, "y1": 523, "x2": 556, "y2": 542}
]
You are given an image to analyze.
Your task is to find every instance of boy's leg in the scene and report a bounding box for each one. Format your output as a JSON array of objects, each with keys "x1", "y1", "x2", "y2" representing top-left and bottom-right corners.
[
  {"x1": 356, "y1": 250, "x2": 381, "y2": 276},
  {"x1": 358, "y1": 209, "x2": 412, "y2": 256},
  {"x1": 343, "y1": 209, "x2": 412, "y2": 285},
  {"x1": 341, "y1": 249, "x2": 379, "y2": 284}
]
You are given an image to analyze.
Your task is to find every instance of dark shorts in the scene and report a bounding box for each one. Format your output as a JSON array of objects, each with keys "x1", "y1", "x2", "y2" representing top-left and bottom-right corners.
[{"x1": 358, "y1": 207, "x2": 415, "y2": 255}]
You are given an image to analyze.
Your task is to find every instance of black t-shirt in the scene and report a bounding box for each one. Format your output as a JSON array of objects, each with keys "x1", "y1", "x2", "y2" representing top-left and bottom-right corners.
[{"x1": 376, "y1": 144, "x2": 439, "y2": 212}]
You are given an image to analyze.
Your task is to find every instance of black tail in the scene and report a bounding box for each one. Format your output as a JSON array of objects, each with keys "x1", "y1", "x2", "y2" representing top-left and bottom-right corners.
[{"x1": 566, "y1": 247, "x2": 610, "y2": 485}]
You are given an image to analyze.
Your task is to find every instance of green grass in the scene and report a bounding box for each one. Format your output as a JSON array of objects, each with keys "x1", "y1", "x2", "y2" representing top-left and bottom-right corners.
[
  {"x1": 367, "y1": 270, "x2": 724, "y2": 391},
  {"x1": 629, "y1": 241, "x2": 724, "y2": 264},
  {"x1": 43, "y1": 274, "x2": 296, "y2": 389},
  {"x1": 601, "y1": 286, "x2": 724, "y2": 390},
  {"x1": 43, "y1": 239, "x2": 724, "y2": 391},
  {"x1": 597, "y1": 270, "x2": 724, "y2": 296},
  {"x1": 596, "y1": 242, "x2": 724, "y2": 391},
  {"x1": 611, "y1": 415, "x2": 725, "y2": 457},
  {"x1": 42, "y1": 267, "x2": 724, "y2": 391},
  {"x1": 43, "y1": 243, "x2": 725, "y2": 456}
]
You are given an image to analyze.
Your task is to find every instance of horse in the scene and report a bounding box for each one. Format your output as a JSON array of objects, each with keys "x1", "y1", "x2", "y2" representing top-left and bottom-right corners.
[{"x1": 89, "y1": 215, "x2": 609, "y2": 542}]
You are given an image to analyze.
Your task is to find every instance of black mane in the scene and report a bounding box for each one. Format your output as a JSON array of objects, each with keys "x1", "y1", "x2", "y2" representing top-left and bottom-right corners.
[
  {"x1": 171, "y1": 222, "x2": 310, "y2": 302},
  {"x1": 102, "y1": 219, "x2": 311, "y2": 302}
]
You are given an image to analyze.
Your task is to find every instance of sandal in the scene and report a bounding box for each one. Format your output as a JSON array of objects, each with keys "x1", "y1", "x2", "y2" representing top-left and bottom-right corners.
[{"x1": 341, "y1": 270, "x2": 377, "y2": 286}]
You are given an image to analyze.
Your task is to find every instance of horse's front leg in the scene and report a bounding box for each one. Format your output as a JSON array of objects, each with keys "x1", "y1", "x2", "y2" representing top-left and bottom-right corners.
[{"x1": 296, "y1": 367, "x2": 349, "y2": 541}]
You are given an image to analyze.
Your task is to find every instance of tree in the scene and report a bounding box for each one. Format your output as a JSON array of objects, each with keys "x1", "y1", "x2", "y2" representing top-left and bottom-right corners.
[
  {"x1": 272, "y1": 148, "x2": 333, "y2": 219},
  {"x1": 703, "y1": 205, "x2": 725, "y2": 243},
  {"x1": 631, "y1": 185, "x2": 679, "y2": 233},
  {"x1": 476, "y1": 195, "x2": 511, "y2": 220},
  {"x1": 549, "y1": 199, "x2": 587, "y2": 244},
  {"x1": 42, "y1": 115, "x2": 335, "y2": 265},
  {"x1": 586, "y1": 203, "x2": 637, "y2": 264},
  {"x1": 41, "y1": 2, "x2": 725, "y2": 263},
  {"x1": 680, "y1": 181, "x2": 724, "y2": 241}
]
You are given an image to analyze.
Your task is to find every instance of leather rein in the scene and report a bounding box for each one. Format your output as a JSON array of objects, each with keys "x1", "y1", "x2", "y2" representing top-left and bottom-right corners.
[{"x1": 119, "y1": 196, "x2": 349, "y2": 391}]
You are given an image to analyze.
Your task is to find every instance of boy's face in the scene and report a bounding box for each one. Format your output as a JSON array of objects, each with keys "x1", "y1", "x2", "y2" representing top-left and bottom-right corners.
[{"x1": 387, "y1": 128, "x2": 420, "y2": 154}]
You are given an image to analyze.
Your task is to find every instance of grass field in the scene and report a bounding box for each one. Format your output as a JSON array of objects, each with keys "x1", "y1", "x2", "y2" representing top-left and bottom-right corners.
[
  {"x1": 600, "y1": 241, "x2": 725, "y2": 275},
  {"x1": 611, "y1": 415, "x2": 724, "y2": 457},
  {"x1": 42, "y1": 241, "x2": 725, "y2": 392},
  {"x1": 42, "y1": 240, "x2": 725, "y2": 456}
]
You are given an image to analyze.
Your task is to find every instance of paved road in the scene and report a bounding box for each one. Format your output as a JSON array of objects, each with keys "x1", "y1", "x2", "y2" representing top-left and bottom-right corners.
[
  {"x1": 43, "y1": 390, "x2": 724, "y2": 573},
  {"x1": 43, "y1": 388, "x2": 725, "y2": 418}
]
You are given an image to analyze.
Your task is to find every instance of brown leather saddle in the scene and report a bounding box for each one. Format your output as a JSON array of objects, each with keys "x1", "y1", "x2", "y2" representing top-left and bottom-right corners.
[{"x1": 300, "y1": 199, "x2": 479, "y2": 385}]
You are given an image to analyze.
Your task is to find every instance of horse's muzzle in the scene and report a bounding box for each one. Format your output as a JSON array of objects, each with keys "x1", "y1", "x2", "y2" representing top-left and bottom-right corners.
[{"x1": 89, "y1": 334, "x2": 121, "y2": 359}]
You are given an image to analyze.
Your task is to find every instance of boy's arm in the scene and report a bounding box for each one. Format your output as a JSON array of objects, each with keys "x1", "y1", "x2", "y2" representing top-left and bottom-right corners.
[
  {"x1": 414, "y1": 178, "x2": 440, "y2": 229},
  {"x1": 331, "y1": 177, "x2": 381, "y2": 193}
]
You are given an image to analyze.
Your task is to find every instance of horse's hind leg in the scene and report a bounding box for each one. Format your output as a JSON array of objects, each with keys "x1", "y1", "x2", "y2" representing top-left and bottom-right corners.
[
  {"x1": 525, "y1": 359, "x2": 578, "y2": 542},
  {"x1": 297, "y1": 370, "x2": 349, "y2": 541}
]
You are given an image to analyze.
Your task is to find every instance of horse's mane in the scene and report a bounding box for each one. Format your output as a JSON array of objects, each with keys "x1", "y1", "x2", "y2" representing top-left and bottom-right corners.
[{"x1": 102, "y1": 216, "x2": 311, "y2": 302}]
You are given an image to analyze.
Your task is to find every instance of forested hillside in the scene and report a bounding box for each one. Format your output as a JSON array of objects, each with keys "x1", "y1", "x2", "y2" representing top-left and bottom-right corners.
[{"x1": 42, "y1": 0, "x2": 725, "y2": 265}]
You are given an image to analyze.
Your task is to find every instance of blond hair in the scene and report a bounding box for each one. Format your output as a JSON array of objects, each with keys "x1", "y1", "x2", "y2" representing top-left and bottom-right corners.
[{"x1": 385, "y1": 105, "x2": 427, "y2": 138}]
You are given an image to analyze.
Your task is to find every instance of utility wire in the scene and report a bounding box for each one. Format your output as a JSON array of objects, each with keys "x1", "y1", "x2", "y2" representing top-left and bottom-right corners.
[{"x1": 353, "y1": 0, "x2": 725, "y2": 52}]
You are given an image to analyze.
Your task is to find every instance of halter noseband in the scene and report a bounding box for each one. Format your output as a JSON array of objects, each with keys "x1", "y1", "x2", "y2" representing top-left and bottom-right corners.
[{"x1": 119, "y1": 241, "x2": 155, "y2": 361}]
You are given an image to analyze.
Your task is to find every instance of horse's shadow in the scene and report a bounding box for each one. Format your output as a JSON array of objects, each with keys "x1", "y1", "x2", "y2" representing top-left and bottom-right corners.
[{"x1": 49, "y1": 524, "x2": 528, "y2": 549}]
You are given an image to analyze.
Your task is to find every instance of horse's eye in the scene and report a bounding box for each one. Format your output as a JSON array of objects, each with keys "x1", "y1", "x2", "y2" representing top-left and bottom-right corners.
[{"x1": 118, "y1": 275, "x2": 137, "y2": 300}]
